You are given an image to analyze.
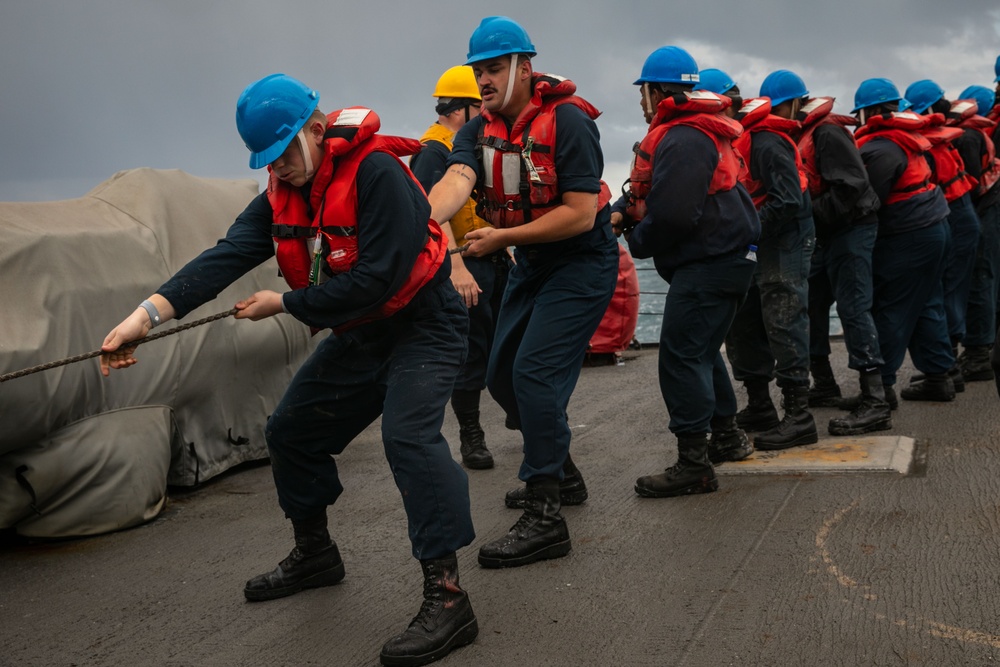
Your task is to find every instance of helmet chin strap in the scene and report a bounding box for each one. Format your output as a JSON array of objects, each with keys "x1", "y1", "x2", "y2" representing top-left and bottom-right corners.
[
  {"x1": 498, "y1": 54, "x2": 518, "y2": 112},
  {"x1": 643, "y1": 83, "x2": 655, "y2": 119},
  {"x1": 295, "y1": 128, "x2": 315, "y2": 181}
]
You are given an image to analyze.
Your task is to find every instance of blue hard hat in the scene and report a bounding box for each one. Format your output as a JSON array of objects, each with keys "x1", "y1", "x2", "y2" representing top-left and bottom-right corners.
[
  {"x1": 959, "y1": 85, "x2": 995, "y2": 116},
  {"x1": 904, "y1": 79, "x2": 945, "y2": 114},
  {"x1": 634, "y1": 46, "x2": 699, "y2": 86},
  {"x1": 466, "y1": 16, "x2": 536, "y2": 65},
  {"x1": 236, "y1": 74, "x2": 320, "y2": 169},
  {"x1": 698, "y1": 68, "x2": 736, "y2": 95},
  {"x1": 760, "y1": 70, "x2": 809, "y2": 106},
  {"x1": 852, "y1": 77, "x2": 910, "y2": 113}
]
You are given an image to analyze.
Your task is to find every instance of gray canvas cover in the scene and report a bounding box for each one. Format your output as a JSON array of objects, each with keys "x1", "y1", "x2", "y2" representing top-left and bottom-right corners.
[{"x1": 0, "y1": 168, "x2": 318, "y2": 537}]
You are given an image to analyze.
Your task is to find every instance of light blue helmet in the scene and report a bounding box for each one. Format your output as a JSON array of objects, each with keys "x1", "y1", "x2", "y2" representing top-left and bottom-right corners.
[
  {"x1": 958, "y1": 85, "x2": 995, "y2": 116},
  {"x1": 634, "y1": 46, "x2": 699, "y2": 86},
  {"x1": 852, "y1": 78, "x2": 911, "y2": 113},
  {"x1": 760, "y1": 70, "x2": 809, "y2": 106},
  {"x1": 904, "y1": 79, "x2": 945, "y2": 114},
  {"x1": 236, "y1": 74, "x2": 320, "y2": 169},
  {"x1": 466, "y1": 16, "x2": 536, "y2": 65},
  {"x1": 698, "y1": 68, "x2": 736, "y2": 95}
]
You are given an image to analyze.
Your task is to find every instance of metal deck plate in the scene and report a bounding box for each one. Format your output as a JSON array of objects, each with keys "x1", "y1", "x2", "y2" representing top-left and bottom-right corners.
[{"x1": 716, "y1": 436, "x2": 916, "y2": 475}]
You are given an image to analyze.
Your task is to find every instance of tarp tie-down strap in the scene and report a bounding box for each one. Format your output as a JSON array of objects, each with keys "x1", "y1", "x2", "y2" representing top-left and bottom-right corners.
[{"x1": 0, "y1": 308, "x2": 238, "y2": 384}]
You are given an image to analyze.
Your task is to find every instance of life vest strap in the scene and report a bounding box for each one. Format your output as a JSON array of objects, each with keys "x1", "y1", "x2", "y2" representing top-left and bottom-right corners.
[{"x1": 272, "y1": 223, "x2": 357, "y2": 238}]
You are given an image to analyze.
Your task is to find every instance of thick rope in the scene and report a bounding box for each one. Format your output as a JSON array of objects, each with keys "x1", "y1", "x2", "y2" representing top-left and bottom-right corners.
[{"x1": 0, "y1": 308, "x2": 238, "y2": 384}]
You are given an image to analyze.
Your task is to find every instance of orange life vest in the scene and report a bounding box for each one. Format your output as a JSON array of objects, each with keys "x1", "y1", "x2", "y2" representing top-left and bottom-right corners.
[
  {"x1": 854, "y1": 111, "x2": 937, "y2": 206},
  {"x1": 622, "y1": 90, "x2": 744, "y2": 221},
  {"x1": 794, "y1": 97, "x2": 858, "y2": 197},
  {"x1": 475, "y1": 73, "x2": 612, "y2": 228},
  {"x1": 918, "y1": 113, "x2": 976, "y2": 202},
  {"x1": 268, "y1": 107, "x2": 448, "y2": 331},
  {"x1": 733, "y1": 97, "x2": 809, "y2": 209},
  {"x1": 948, "y1": 100, "x2": 1000, "y2": 196}
]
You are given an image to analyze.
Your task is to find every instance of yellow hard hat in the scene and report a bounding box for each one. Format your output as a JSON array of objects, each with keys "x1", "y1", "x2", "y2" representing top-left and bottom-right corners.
[{"x1": 433, "y1": 66, "x2": 481, "y2": 100}]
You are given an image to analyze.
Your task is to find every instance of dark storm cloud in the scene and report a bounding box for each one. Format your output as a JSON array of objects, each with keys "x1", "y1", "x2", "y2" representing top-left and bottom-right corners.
[{"x1": 1, "y1": 0, "x2": 997, "y2": 201}]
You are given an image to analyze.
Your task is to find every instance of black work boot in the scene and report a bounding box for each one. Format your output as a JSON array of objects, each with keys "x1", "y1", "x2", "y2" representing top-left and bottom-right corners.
[
  {"x1": 635, "y1": 434, "x2": 718, "y2": 497},
  {"x1": 735, "y1": 379, "x2": 780, "y2": 432},
  {"x1": 504, "y1": 453, "x2": 588, "y2": 508},
  {"x1": 838, "y1": 385, "x2": 898, "y2": 411},
  {"x1": 909, "y1": 365, "x2": 965, "y2": 392},
  {"x1": 244, "y1": 513, "x2": 345, "y2": 601},
  {"x1": 707, "y1": 415, "x2": 753, "y2": 464},
  {"x1": 754, "y1": 385, "x2": 818, "y2": 450},
  {"x1": 452, "y1": 389, "x2": 494, "y2": 470},
  {"x1": 808, "y1": 356, "x2": 842, "y2": 407},
  {"x1": 901, "y1": 373, "x2": 956, "y2": 402},
  {"x1": 828, "y1": 370, "x2": 893, "y2": 436},
  {"x1": 380, "y1": 553, "x2": 478, "y2": 667},
  {"x1": 479, "y1": 478, "x2": 571, "y2": 568},
  {"x1": 960, "y1": 344, "x2": 995, "y2": 382}
]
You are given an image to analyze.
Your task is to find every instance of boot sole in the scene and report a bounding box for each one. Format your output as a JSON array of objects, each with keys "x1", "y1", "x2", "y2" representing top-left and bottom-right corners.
[
  {"x1": 477, "y1": 539, "x2": 572, "y2": 569},
  {"x1": 753, "y1": 433, "x2": 819, "y2": 451},
  {"x1": 379, "y1": 617, "x2": 479, "y2": 667},
  {"x1": 634, "y1": 479, "x2": 719, "y2": 498},
  {"x1": 736, "y1": 418, "x2": 781, "y2": 432},
  {"x1": 708, "y1": 446, "x2": 754, "y2": 465},
  {"x1": 504, "y1": 490, "x2": 588, "y2": 509},
  {"x1": 462, "y1": 458, "x2": 495, "y2": 470},
  {"x1": 828, "y1": 419, "x2": 892, "y2": 437},
  {"x1": 243, "y1": 562, "x2": 345, "y2": 602},
  {"x1": 963, "y1": 371, "x2": 995, "y2": 382}
]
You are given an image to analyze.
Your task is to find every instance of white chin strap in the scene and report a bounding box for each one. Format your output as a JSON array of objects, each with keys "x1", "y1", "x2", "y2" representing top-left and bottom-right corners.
[
  {"x1": 642, "y1": 83, "x2": 655, "y2": 118},
  {"x1": 498, "y1": 54, "x2": 518, "y2": 112},
  {"x1": 295, "y1": 129, "x2": 315, "y2": 181},
  {"x1": 858, "y1": 108, "x2": 868, "y2": 126}
]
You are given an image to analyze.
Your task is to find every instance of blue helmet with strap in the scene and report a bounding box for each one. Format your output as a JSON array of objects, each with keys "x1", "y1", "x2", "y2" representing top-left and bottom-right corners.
[
  {"x1": 236, "y1": 74, "x2": 320, "y2": 169},
  {"x1": 760, "y1": 70, "x2": 809, "y2": 106},
  {"x1": 634, "y1": 46, "x2": 699, "y2": 86},
  {"x1": 466, "y1": 16, "x2": 536, "y2": 65},
  {"x1": 698, "y1": 68, "x2": 736, "y2": 95},
  {"x1": 852, "y1": 78, "x2": 911, "y2": 113},
  {"x1": 904, "y1": 79, "x2": 945, "y2": 114},
  {"x1": 958, "y1": 85, "x2": 995, "y2": 116}
]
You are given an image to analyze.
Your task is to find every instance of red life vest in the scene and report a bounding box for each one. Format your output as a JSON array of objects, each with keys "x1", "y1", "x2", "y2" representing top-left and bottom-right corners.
[
  {"x1": 623, "y1": 90, "x2": 744, "y2": 221},
  {"x1": 794, "y1": 97, "x2": 858, "y2": 197},
  {"x1": 268, "y1": 107, "x2": 448, "y2": 331},
  {"x1": 855, "y1": 111, "x2": 937, "y2": 205},
  {"x1": 949, "y1": 100, "x2": 1000, "y2": 196},
  {"x1": 733, "y1": 97, "x2": 809, "y2": 209},
  {"x1": 917, "y1": 113, "x2": 976, "y2": 202},
  {"x1": 475, "y1": 73, "x2": 612, "y2": 228}
]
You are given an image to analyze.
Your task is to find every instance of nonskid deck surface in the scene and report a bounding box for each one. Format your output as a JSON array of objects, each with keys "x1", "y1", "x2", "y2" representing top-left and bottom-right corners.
[{"x1": 3, "y1": 342, "x2": 999, "y2": 666}]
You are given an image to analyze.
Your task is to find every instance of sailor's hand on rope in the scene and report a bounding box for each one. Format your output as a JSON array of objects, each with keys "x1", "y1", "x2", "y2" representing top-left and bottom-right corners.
[
  {"x1": 611, "y1": 212, "x2": 636, "y2": 239},
  {"x1": 463, "y1": 227, "x2": 505, "y2": 258},
  {"x1": 100, "y1": 308, "x2": 152, "y2": 376},
  {"x1": 235, "y1": 290, "x2": 284, "y2": 321}
]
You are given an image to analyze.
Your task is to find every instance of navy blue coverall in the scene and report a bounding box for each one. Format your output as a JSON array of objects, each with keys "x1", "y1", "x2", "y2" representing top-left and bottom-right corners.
[
  {"x1": 806, "y1": 123, "x2": 884, "y2": 371},
  {"x1": 616, "y1": 124, "x2": 760, "y2": 436},
  {"x1": 726, "y1": 131, "x2": 816, "y2": 389},
  {"x1": 158, "y1": 151, "x2": 475, "y2": 561},
  {"x1": 410, "y1": 134, "x2": 510, "y2": 393},
  {"x1": 858, "y1": 137, "x2": 953, "y2": 387},
  {"x1": 447, "y1": 105, "x2": 619, "y2": 483}
]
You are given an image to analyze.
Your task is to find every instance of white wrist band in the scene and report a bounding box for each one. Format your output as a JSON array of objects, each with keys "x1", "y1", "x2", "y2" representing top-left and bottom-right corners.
[{"x1": 140, "y1": 299, "x2": 161, "y2": 328}]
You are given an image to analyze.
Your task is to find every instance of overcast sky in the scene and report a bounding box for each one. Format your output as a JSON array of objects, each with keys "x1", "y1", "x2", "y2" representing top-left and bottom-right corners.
[{"x1": 2, "y1": 1, "x2": 999, "y2": 202}]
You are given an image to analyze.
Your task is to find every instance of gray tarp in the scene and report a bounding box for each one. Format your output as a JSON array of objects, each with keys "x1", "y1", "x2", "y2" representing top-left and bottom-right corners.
[{"x1": 0, "y1": 168, "x2": 318, "y2": 538}]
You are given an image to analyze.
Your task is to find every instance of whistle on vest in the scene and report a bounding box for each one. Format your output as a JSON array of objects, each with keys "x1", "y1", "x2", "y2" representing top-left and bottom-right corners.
[{"x1": 522, "y1": 137, "x2": 543, "y2": 184}]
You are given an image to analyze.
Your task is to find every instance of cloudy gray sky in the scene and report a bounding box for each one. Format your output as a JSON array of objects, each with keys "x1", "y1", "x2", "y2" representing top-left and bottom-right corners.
[{"x1": 2, "y1": 0, "x2": 999, "y2": 202}]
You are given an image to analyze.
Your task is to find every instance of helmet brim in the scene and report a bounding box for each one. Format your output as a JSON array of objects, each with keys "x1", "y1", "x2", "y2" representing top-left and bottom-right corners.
[{"x1": 465, "y1": 48, "x2": 536, "y2": 65}]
